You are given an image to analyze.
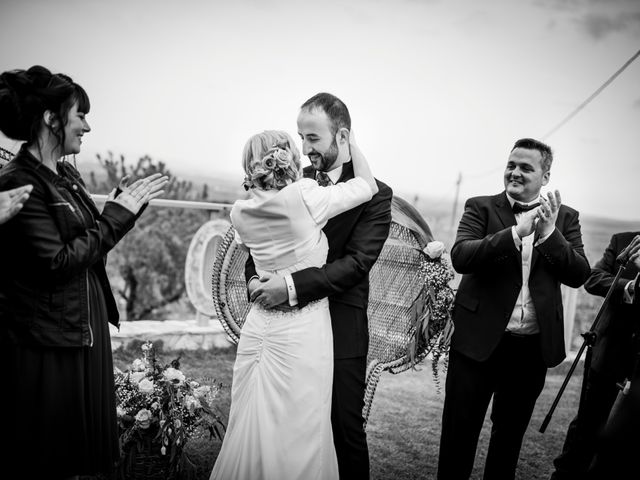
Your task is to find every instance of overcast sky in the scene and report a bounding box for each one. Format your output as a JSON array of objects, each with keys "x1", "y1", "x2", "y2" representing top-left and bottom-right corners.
[{"x1": 2, "y1": 0, "x2": 639, "y2": 220}]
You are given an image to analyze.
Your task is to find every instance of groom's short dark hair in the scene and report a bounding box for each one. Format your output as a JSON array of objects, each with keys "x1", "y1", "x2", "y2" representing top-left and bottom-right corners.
[{"x1": 301, "y1": 92, "x2": 351, "y2": 136}]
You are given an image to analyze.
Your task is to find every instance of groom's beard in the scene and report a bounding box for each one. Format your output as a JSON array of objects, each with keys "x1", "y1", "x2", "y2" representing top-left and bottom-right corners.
[{"x1": 310, "y1": 138, "x2": 339, "y2": 172}]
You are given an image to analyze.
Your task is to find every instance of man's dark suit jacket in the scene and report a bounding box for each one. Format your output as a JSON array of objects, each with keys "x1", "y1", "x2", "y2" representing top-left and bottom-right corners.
[
  {"x1": 245, "y1": 161, "x2": 393, "y2": 359},
  {"x1": 586, "y1": 231, "x2": 640, "y2": 379},
  {"x1": 450, "y1": 191, "x2": 591, "y2": 368}
]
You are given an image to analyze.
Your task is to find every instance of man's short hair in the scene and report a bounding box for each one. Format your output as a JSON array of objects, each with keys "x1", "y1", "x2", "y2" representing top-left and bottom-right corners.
[
  {"x1": 511, "y1": 138, "x2": 553, "y2": 171},
  {"x1": 300, "y1": 92, "x2": 351, "y2": 136}
]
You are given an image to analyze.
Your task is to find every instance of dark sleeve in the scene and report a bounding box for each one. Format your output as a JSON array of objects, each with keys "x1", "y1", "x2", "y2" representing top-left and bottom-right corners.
[
  {"x1": 534, "y1": 208, "x2": 591, "y2": 288},
  {"x1": 291, "y1": 181, "x2": 393, "y2": 304},
  {"x1": 244, "y1": 252, "x2": 257, "y2": 284},
  {"x1": 584, "y1": 234, "x2": 629, "y2": 301},
  {"x1": 2, "y1": 173, "x2": 136, "y2": 283},
  {"x1": 450, "y1": 198, "x2": 518, "y2": 274}
]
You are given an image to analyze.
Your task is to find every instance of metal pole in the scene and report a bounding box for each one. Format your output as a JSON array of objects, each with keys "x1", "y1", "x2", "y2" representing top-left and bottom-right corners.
[{"x1": 539, "y1": 262, "x2": 628, "y2": 433}]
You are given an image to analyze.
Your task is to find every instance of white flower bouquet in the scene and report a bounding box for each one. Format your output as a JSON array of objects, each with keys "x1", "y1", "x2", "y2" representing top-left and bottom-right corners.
[
  {"x1": 114, "y1": 341, "x2": 226, "y2": 478},
  {"x1": 406, "y1": 240, "x2": 456, "y2": 387}
]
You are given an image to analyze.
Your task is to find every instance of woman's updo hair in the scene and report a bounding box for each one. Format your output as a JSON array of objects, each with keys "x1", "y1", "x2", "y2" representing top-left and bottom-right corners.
[
  {"x1": 0, "y1": 65, "x2": 90, "y2": 148},
  {"x1": 241, "y1": 130, "x2": 301, "y2": 191}
]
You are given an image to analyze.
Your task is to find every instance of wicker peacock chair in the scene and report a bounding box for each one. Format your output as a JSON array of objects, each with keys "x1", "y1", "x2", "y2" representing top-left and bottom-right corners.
[{"x1": 211, "y1": 195, "x2": 455, "y2": 428}]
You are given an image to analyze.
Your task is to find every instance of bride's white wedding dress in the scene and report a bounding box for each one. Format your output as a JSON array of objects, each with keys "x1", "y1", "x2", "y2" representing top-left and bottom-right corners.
[{"x1": 210, "y1": 176, "x2": 372, "y2": 480}]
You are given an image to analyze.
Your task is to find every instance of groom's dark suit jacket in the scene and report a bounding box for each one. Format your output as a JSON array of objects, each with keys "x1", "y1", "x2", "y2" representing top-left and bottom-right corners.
[
  {"x1": 451, "y1": 191, "x2": 591, "y2": 368},
  {"x1": 245, "y1": 161, "x2": 393, "y2": 359}
]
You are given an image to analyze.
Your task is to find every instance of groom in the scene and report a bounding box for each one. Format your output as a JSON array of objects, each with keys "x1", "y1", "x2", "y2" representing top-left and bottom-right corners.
[{"x1": 246, "y1": 92, "x2": 393, "y2": 479}]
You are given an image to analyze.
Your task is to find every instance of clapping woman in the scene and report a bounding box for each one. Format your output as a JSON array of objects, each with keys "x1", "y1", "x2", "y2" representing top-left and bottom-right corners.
[{"x1": 0, "y1": 65, "x2": 168, "y2": 479}]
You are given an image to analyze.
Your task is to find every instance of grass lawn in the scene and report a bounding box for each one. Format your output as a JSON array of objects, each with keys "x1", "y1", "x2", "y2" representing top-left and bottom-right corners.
[{"x1": 113, "y1": 344, "x2": 584, "y2": 480}]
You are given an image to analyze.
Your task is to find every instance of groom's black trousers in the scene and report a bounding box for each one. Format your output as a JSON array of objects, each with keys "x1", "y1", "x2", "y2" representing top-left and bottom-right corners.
[{"x1": 332, "y1": 356, "x2": 369, "y2": 480}]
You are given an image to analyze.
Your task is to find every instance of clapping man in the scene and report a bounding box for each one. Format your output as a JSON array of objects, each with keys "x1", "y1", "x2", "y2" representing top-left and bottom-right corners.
[{"x1": 437, "y1": 138, "x2": 591, "y2": 480}]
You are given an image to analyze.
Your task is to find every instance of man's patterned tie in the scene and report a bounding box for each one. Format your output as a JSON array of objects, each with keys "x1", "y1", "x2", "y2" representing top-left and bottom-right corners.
[{"x1": 316, "y1": 171, "x2": 332, "y2": 187}]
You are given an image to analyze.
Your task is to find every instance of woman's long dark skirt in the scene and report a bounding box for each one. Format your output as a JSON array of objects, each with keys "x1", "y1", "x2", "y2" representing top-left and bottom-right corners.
[{"x1": 2, "y1": 270, "x2": 119, "y2": 479}]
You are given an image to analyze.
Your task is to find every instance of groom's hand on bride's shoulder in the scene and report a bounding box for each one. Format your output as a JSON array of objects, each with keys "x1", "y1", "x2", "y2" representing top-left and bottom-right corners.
[{"x1": 250, "y1": 273, "x2": 288, "y2": 309}]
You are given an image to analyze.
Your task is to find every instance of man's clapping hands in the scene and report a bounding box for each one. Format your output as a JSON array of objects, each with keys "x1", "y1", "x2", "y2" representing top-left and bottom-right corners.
[
  {"x1": 515, "y1": 190, "x2": 561, "y2": 240},
  {"x1": 617, "y1": 235, "x2": 640, "y2": 269}
]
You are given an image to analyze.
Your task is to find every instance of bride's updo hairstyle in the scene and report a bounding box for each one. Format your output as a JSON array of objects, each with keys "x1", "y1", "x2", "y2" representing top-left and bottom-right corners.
[
  {"x1": 0, "y1": 65, "x2": 90, "y2": 151},
  {"x1": 242, "y1": 130, "x2": 301, "y2": 191}
]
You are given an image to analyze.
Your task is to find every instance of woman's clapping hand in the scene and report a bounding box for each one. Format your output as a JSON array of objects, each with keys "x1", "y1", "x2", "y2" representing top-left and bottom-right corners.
[{"x1": 108, "y1": 173, "x2": 169, "y2": 215}]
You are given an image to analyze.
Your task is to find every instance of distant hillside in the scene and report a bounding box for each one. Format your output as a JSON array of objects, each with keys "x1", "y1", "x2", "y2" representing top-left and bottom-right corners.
[
  {"x1": 77, "y1": 157, "x2": 247, "y2": 204},
  {"x1": 74, "y1": 157, "x2": 640, "y2": 259},
  {"x1": 174, "y1": 169, "x2": 246, "y2": 204},
  {"x1": 578, "y1": 214, "x2": 639, "y2": 264}
]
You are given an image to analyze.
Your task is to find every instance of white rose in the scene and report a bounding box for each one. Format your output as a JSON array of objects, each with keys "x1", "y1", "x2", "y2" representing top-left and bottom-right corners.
[
  {"x1": 193, "y1": 385, "x2": 211, "y2": 399},
  {"x1": 424, "y1": 241, "x2": 445, "y2": 259},
  {"x1": 274, "y1": 148, "x2": 291, "y2": 166},
  {"x1": 184, "y1": 395, "x2": 200, "y2": 413},
  {"x1": 138, "y1": 378, "x2": 155, "y2": 394},
  {"x1": 135, "y1": 409, "x2": 152, "y2": 429},
  {"x1": 129, "y1": 371, "x2": 146, "y2": 384},
  {"x1": 116, "y1": 406, "x2": 126, "y2": 418},
  {"x1": 131, "y1": 358, "x2": 146, "y2": 372},
  {"x1": 163, "y1": 367, "x2": 186, "y2": 384}
]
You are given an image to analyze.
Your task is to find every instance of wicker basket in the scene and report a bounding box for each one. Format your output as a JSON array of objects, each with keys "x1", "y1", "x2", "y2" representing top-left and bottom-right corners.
[{"x1": 118, "y1": 434, "x2": 178, "y2": 480}]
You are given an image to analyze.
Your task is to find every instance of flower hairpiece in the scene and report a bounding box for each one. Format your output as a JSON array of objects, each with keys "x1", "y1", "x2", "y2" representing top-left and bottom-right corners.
[
  {"x1": 262, "y1": 145, "x2": 292, "y2": 172},
  {"x1": 243, "y1": 143, "x2": 294, "y2": 191}
]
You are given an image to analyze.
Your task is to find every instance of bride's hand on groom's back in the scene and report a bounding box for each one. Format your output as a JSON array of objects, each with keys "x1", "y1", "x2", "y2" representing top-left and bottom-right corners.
[{"x1": 250, "y1": 273, "x2": 288, "y2": 309}]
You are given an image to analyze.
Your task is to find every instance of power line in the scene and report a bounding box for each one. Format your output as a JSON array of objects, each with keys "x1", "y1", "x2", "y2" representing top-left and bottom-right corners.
[
  {"x1": 447, "y1": 49, "x2": 640, "y2": 237},
  {"x1": 542, "y1": 47, "x2": 640, "y2": 140},
  {"x1": 456, "y1": 48, "x2": 639, "y2": 184}
]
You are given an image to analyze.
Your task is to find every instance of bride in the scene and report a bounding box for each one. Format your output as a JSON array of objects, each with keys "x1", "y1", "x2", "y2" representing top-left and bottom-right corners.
[{"x1": 210, "y1": 129, "x2": 378, "y2": 480}]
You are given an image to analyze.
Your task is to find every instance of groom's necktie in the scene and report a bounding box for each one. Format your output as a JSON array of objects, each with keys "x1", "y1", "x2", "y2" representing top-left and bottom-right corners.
[
  {"x1": 316, "y1": 171, "x2": 332, "y2": 187},
  {"x1": 512, "y1": 202, "x2": 540, "y2": 214}
]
